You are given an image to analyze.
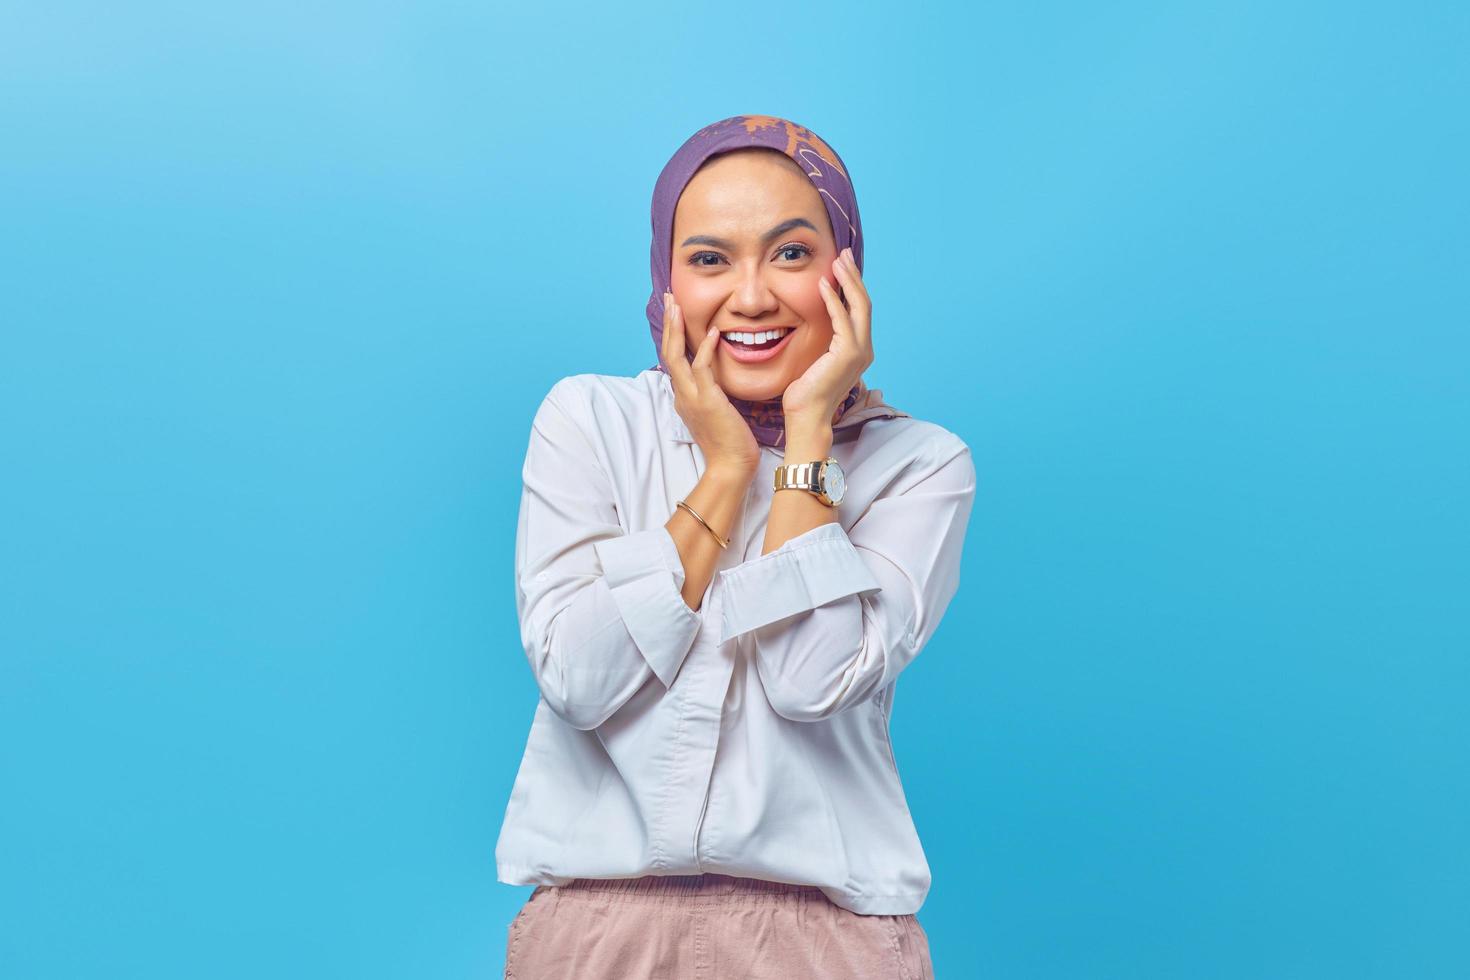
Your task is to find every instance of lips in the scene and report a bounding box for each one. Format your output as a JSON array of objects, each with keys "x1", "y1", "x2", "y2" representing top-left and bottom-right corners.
[{"x1": 720, "y1": 327, "x2": 796, "y2": 364}]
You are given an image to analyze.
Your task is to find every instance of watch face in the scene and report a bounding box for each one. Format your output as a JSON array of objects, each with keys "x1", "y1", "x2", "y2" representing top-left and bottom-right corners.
[{"x1": 822, "y1": 458, "x2": 846, "y2": 505}]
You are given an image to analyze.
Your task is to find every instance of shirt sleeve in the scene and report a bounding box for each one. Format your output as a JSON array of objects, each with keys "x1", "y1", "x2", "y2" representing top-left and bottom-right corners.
[
  {"x1": 716, "y1": 440, "x2": 976, "y2": 723},
  {"x1": 514, "y1": 380, "x2": 701, "y2": 730}
]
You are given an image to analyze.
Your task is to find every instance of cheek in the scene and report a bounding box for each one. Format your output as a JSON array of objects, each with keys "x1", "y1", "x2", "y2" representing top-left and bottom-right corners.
[
  {"x1": 794, "y1": 279, "x2": 834, "y2": 333},
  {"x1": 668, "y1": 271, "x2": 711, "y2": 322}
]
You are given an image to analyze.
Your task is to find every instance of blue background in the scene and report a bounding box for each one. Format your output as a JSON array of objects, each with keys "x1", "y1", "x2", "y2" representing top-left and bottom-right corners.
[{"x1": 2, "y1": 2, "x2": 1465, "y2": 977}]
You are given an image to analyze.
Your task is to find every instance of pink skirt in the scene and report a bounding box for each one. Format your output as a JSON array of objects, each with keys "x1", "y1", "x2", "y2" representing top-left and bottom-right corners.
[{"x1": 502, "y1": 872, "x2": 933, "y2": 979}]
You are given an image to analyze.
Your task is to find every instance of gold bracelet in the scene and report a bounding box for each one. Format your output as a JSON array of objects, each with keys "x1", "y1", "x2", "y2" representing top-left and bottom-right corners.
[{"x1": 675, "y1": 499, "x2": 730, "y2": 549}]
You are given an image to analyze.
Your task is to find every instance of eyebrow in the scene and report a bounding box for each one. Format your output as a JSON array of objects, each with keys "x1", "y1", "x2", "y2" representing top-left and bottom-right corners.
[{"x1": 679, "y1": 217, "x2": 819, "y2": 250}]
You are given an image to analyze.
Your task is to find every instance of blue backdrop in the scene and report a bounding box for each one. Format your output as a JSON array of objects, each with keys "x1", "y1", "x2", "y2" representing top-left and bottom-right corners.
[{"x1": 2, "y1": 2, "x2": 1465, "y2": 977}]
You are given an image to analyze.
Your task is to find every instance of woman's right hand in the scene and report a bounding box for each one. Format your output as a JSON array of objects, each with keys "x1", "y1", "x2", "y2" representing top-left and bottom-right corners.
[{"x1": 661, "y1": 291, "x2": 760, "y2": 478}]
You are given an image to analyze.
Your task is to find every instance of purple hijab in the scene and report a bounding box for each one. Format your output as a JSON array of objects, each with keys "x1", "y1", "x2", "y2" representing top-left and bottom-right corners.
[{"x1": 646, "y1": 114, "x2": 900, "y2": 449}]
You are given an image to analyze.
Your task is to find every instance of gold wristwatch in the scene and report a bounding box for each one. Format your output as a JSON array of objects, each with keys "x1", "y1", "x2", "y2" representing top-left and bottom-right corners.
[{"x1": 773, "y1": 456, "x2": 846, "y2": 507}]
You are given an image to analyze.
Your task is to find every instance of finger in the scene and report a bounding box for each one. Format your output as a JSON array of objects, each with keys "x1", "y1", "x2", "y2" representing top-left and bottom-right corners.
[
  {"x1": 831, "y1": 254, "x2": 871, "y2": 350},
  {"x1": 830, "y1": 258, "x2": 873, "y2": 371},
  {"x1": 659, "y1": 290, "x2": 673, "y2": 363},
  {"x1": 690, "y1": 323, "x2": 721, "y2": 387},
  {"x1": 835, "y1": 248, "x2": 871, "y2": 308},
  {"x1": 665, "y1": 296, "x2": 697, "y2": 402},
  {"x1": 818, "y1": 274, "x2": 855, "y2": 347},
  {"x1": 664, "y1": 294, "x2": 693, "y2": 392}
]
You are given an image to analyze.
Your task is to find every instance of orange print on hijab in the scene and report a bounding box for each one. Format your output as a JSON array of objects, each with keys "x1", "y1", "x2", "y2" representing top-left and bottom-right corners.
[{"x1": 737, "y1": 114, "x2": 850, "y2": 180}]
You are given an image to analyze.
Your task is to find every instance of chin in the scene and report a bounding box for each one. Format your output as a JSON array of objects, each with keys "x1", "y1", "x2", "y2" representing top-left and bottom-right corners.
[
  {"x1": 722, "y1": 384, "x2": 786, "y2": 403},
  {"x1": 718, "y1": 372, "x2": 789, "y2": 403}
]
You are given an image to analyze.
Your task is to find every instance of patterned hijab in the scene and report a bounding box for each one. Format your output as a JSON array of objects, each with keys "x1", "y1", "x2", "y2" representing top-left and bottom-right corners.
[{"x1": 646, "y1": 114, "x2": 906, "y2": 449}]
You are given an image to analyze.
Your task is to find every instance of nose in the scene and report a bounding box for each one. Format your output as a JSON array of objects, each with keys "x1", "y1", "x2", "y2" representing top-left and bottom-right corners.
[{"x1": 726, "y1": 261, "x2": 780, "y2": 318}]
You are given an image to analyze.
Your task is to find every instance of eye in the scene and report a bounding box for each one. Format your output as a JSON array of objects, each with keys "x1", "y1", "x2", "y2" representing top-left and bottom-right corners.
[{"x1": 685, "y1": 244, "x2": 814, "y2": 268}]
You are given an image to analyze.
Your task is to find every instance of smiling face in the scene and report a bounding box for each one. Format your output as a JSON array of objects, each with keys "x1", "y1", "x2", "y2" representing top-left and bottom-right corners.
[{"x1": 670, "y1": 148, "x2": 840, "y2": 402}]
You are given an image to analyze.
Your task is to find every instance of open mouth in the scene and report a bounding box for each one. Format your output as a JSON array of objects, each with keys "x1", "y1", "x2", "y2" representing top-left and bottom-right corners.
[{"x1": 719, "y1": 327, "x2": 796, "y2": 363}]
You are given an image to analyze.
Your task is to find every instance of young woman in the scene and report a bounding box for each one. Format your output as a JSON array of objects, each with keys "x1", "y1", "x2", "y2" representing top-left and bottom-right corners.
[{"x1": 496, "y1": 114, "x2": 975, "y2": 979}]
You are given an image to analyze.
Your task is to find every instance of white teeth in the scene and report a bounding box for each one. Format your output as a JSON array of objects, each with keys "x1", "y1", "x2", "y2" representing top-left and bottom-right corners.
[{"x1": 722, "y1": 327, "x2": 793, "y2": 344}]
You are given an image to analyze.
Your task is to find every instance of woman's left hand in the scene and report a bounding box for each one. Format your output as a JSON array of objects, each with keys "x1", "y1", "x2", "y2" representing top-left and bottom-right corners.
[{"x1": 781, "y1": 246, "x2": 874, "y2": 429}]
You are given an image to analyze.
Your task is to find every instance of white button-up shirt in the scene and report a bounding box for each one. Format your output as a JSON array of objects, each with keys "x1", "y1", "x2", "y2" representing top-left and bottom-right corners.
[{"x1": 495, "y1": 368, "x2": 976, "y2": 915}]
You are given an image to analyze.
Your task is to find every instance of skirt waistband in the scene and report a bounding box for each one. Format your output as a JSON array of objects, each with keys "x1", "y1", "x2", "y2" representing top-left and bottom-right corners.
[{"x1": 550, "y1": 873, "x2": 830, "y2": 906}]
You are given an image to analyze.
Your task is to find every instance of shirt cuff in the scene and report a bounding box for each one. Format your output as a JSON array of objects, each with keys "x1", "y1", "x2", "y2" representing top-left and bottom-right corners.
[
  {"x1": 593, "y1": 527, "x2": 701, "y2": 689},
  {"x1": 717, "y1": 522, "x2": 883, "y2": 645}
]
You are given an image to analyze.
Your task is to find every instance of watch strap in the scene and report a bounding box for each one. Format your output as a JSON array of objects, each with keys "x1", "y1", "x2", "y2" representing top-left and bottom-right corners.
[
  {"x1": 773, "y1": 459, "x2": 825, "y2": 492},
  {"x1": 773, "y1": 458, "x2": 838, "y2": 506}
]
